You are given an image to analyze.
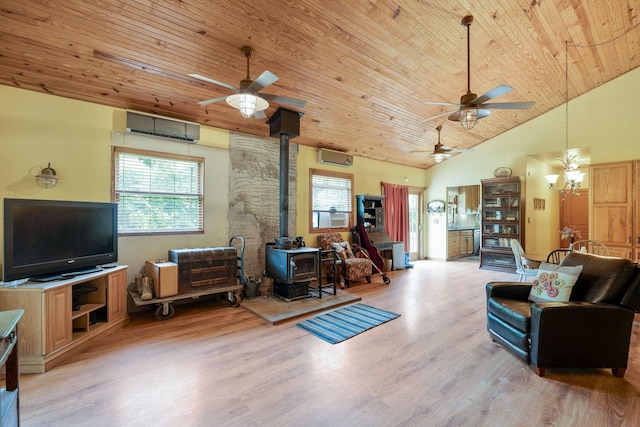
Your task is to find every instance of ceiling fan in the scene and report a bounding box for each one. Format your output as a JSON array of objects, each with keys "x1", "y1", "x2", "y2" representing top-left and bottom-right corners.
[
  {"x1": 422, "y1": 15, "x2": 535, "y2": 129},
  {"x1": 189, "y1": 46, "x2": 307, "y2": 119},
  {"x1": 429, "y1": 125, "x2": 474, "y2": 163}
]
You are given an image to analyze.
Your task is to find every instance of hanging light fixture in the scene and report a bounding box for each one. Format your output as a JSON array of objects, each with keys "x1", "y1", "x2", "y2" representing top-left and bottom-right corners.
[
  {"x1": 545, "y1": 41, "x2": 584, "y2": 196},
  {"x1": 35, "y1": 162, "x2": 58, "y2": 189},
  {"x1": 226, "y1": 93, "x2": 268, "y2": 118}
]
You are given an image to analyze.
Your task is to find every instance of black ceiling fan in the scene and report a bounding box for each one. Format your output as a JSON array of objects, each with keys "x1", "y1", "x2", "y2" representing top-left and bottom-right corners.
[
  {"x1": 422, "y1": 15, "x2": 535, "y2": 129},
  {"x1": 189, "y1": 46, "x2": 307, "y2": 119}
]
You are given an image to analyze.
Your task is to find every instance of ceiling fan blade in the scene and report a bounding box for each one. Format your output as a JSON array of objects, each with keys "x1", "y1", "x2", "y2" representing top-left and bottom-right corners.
[
  {"x1": 424, "y1": 101, "x2": 462, "y2": 107},
  {"x1": 481, "y1": 102, "x2": 536, "y2": 110},
  {"x1": 188, "y1": 73, "x2": 239, "y2": 91},
  {"x1": 253, "y1": 110, "x2": 267, "y2": 119},
  {"x1": 198, "y1": 95, "x2": 229, "y2": 106},
  {"x1": 472, "y1": 85, "x2": 513, "y2": 104},
  {"x1": 248, "y1": 70, "x2": 279, "y2": 92},
  {"x1": 261, "y1": 93, "x2": 307, "y2": 109},
  {"x1": 449, "y1": 147, "x2": 476, "y2": 153},
  {"x1": 420, "y1": 109, "x2": 458, "y2": 123}
]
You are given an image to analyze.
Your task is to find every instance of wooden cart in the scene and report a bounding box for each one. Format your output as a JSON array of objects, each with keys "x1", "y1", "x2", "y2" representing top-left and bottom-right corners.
[{"x1": 129, "y1": 236, "x2": 246, "y2": 320}]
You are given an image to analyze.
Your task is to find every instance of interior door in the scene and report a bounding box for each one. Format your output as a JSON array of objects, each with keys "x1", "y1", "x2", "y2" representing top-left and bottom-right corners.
[{"x1": 560, "y1": 190, "x2": 589, "y2": 248}]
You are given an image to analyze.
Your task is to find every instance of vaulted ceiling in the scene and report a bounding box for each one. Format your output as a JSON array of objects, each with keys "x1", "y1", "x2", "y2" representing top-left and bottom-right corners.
[{"x1": 1, "y1": 1, "x2": 638, "y2": 169}]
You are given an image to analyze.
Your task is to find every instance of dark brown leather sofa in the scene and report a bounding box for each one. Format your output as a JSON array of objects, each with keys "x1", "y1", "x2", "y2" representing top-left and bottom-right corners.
[{"x1": 486, "y1": 251, "x2": 640, "y2": 377}]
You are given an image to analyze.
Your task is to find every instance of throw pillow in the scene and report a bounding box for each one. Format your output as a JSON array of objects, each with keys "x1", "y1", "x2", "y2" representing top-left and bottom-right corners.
[
  {"x1": 529, "y1": 262, "x2": 583, "y2": 303},
  {"x1": 331, "y1": 241, "x2": 354, "y2": 258}
]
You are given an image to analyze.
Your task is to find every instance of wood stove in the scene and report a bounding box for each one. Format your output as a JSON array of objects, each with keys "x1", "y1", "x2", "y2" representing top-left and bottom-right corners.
[{"x1": 265, "y1": 244, "x2": 319, "y2": 299}]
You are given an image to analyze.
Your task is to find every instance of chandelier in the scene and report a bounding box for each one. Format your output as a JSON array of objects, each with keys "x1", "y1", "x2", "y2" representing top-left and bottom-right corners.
[{"x1": 544, "y1": 41, "x2": 584, "y2": 196}]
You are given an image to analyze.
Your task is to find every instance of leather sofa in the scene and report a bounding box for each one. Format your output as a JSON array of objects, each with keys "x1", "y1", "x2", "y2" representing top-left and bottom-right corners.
[{"x1": 486, "y1": 251, "x2": 640, "y2": 377}]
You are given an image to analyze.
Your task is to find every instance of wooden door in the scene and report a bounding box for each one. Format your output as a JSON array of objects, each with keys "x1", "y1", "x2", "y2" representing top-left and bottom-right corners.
[
  {"x1": 589, "y1": 162, "x2": 633, "y2": 258},
  {"x1": 107, "y1": 269, "x2": 128, "y2": 321},
  {"x1": 45, "y1": 286, "x2": 72, "y2": 353},
  {"x1": 560, "y1": 190, "x2": 589, "y2": 248}
]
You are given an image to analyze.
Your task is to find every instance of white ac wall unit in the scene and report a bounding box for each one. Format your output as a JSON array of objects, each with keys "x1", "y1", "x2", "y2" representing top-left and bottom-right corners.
[
  {"x1": 126, "y1": 111, "x2": 200, "y2": 143},
  {"x1": 317, "y1": 212, "x2": 350, "y2": 228},
  {"x1": 318, "y1": 148, "x2": 353, "y2": 166}
]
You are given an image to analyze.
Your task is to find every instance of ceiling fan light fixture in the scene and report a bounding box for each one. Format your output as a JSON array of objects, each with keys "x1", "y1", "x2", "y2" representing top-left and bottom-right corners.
[
  {"x1": 226, "y1": 93, "x2": 269, "y2": 118},
  {"x1": 433, "y1": 153, "x2": 447, "y2": 163},
  {"x1": 459, "y1": 107, "x2": 479, "y2": 129}
]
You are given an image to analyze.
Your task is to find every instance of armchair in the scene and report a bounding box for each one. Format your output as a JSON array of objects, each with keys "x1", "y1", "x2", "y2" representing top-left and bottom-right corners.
[
  {"x1": 486, "y1": 251, "x2": 640, "y2": 377},
  {"x1": 317, "y1": 233, "x2": 372, "y2": 287}
]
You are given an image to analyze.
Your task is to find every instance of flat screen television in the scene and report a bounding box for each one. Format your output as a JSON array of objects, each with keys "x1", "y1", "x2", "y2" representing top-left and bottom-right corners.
[{"x1": 2, "y1": 198, "x2": 118, "y2": 282}]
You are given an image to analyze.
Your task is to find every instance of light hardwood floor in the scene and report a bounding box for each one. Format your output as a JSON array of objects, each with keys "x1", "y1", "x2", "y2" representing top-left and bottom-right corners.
[{"x1": 19, "y1": 259, "x2": 640, "y2": 426}]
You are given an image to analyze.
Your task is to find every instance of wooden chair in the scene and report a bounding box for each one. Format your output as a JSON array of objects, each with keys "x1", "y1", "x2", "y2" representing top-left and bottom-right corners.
[
  {"x1": 572, "y1": 240, "x2": 611, "y2": 256},
  {"x1": 509, "y1": 239, "x2": 541, "y2": 282},
  {"x1": 546, "y1": 248, "x2": 571, "y2": 264}
]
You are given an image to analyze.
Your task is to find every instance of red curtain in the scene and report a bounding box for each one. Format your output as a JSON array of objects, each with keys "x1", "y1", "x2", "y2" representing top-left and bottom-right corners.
[{"x1": 382, "y1": 182, "x2": 409, "y2": 252}]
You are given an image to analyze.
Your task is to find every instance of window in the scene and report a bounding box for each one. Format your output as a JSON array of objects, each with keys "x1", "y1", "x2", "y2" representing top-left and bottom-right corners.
[
  {"x1": 310, "y1": 169, "x2": 353, "y2": 232},
  {"x1": 113, "y1": 147, "x2": 204, "y2": 235}
]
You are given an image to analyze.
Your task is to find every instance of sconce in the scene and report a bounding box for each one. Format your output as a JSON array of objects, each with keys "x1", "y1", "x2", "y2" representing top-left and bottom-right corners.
[{"x1": 35, "y1": 162, "x2": 58, "y2": 189}]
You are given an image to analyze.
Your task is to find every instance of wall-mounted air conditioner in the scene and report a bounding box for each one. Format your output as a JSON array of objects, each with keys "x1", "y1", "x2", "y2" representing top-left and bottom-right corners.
[
  {"x1": 317, "y1": 212, "x2": 350, "y2": 228},
  {"x1": 126, "y1": 111, "x2": 200, "y2": 143},
  {"x1": 317, "y1": 148, "x2": 353, "y2": 167}
]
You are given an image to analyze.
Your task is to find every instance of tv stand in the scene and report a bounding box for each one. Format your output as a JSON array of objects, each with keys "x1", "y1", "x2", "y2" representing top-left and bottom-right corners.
[{"x1": 0, "y1": 266, "x2": 128, "y2": 373}]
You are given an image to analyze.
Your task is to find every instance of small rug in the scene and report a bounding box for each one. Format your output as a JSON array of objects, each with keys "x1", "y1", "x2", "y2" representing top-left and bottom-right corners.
[{"x1": 296, "y1": 303, "x2": 400, "y2": 344}]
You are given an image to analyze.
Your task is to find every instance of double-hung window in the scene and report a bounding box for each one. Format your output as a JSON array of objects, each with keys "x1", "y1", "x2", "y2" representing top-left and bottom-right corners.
[
  {"x1": 310, "y1": 169, "x2": 353, "y2": 232},
  {"x1": 113, "y1": 147, "x2": 204, "y2": 235}
]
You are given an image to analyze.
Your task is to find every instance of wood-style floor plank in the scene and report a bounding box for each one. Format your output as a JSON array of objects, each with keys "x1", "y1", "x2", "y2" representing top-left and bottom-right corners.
[{"x1": 18, "y1": 259, "x2": 640, "y2": 426}]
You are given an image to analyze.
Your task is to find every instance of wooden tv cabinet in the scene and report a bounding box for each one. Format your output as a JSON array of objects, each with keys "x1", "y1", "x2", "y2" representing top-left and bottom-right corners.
[{"x1": 0, "y1": 266, "x2": 128, "y2": 373}]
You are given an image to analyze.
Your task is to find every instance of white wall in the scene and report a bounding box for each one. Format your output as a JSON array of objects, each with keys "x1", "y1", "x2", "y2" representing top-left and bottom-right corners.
[{"x1": 425, "y1": 66, "x2": 640, "y2": 260}]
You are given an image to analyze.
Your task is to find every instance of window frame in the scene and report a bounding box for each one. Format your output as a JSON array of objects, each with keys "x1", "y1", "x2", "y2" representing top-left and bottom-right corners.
[
  {"x1": 112, "y1": 146, "x2": 205, "y2": 236},
  {"x1": 309, "y1": 168, "x2": 354, "y2": 233}
]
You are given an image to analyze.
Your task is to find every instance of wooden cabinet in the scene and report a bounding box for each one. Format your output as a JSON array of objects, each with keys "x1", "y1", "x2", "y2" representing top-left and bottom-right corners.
[
  {"x1": 590, "y1": 162, "x2": 635, "y2": 259},
  {"x1": 0, "y1": 266, "x2": 128, "y2": 373},
  {"x1": 460, "y1": 230, "x2": 474, "y2": 255},
  {"x1": 356, "y1": 195, "x2": 385, "y2": 232},
  {"x1": 480, "y1": 177, "x2": 525, "y2": 272},
  {"x1": 447, "y1": 231, "x2": 461, "y2": 258},
  {"x1": 448, "y1": 229, "x2": 475, "y2": 259}
]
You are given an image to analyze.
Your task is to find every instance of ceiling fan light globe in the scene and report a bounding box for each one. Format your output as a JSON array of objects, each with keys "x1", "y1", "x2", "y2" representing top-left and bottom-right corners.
[
  {"x1": 459, "y1": 107, "x2": 479, "y2": 130},
  {"x1": 433, "y1": 153, "x2": 446, "y2": 163},
  {"x1": 227, "y1": 94, "x2": 269, "y2": 118}
]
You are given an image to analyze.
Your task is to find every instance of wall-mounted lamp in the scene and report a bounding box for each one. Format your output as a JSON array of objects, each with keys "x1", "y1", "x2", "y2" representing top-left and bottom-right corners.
[{"x1": 35, "y1": 162, "x2": 58, "y2": 189}]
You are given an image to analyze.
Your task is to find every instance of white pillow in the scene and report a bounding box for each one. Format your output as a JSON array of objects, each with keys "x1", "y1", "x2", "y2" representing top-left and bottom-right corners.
[
  {"x1": 331, "y1": 241, "x2": 354, "y2": 258},
  {"x1": 529, "y1": 262, "x2": 583, "y2": 303}
]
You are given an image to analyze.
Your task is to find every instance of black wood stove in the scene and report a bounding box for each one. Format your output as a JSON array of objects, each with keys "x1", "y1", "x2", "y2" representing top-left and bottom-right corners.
[{"x1": 264, "y1": 108, "x2": 320, "y2": 300}]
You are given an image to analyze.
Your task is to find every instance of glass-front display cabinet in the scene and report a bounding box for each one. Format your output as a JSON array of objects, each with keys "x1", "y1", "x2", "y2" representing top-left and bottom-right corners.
[{"x1": 479, "y1": 176, "x2": 525, "y2": 272}]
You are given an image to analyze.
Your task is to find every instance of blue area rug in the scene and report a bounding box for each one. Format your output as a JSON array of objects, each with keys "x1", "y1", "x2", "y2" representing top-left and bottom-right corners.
[{"x1": 296, "y1": 303, "x2": 400, "y2": 344}]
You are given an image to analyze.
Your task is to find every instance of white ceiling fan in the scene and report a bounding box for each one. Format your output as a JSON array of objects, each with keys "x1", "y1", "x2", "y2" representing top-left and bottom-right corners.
[
  {"x1": 422, "y1": 15, "x2": 535, "y2": 129},
  {"x1": 189, "y1": 46, "x2": 307, "y2": 119}
]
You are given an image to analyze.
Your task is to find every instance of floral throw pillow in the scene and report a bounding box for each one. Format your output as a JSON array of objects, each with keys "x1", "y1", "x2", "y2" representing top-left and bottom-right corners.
[
  {"x1": 332, "y1": 241, "x2": 355, "y2": 258},
  {"x1": 529, "y1": 262, "x2": 583, "y2": 303}
]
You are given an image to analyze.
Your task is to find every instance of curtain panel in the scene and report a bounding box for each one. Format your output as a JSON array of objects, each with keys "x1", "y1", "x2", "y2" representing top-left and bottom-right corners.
[{"x1": 382, "y1": 182, "x2": 409, "y2": 251}]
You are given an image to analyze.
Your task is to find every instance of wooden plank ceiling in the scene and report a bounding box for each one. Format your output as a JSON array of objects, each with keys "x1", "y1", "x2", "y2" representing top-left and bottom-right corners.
[{"x1": 1, "y1": 1, "x2": 638, "y2": 169}]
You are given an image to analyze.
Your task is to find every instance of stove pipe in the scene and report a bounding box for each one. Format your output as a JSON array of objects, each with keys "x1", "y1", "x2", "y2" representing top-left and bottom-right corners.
[{"x1": 266, "y1": 108, "x2": 304, "y2": 238}]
